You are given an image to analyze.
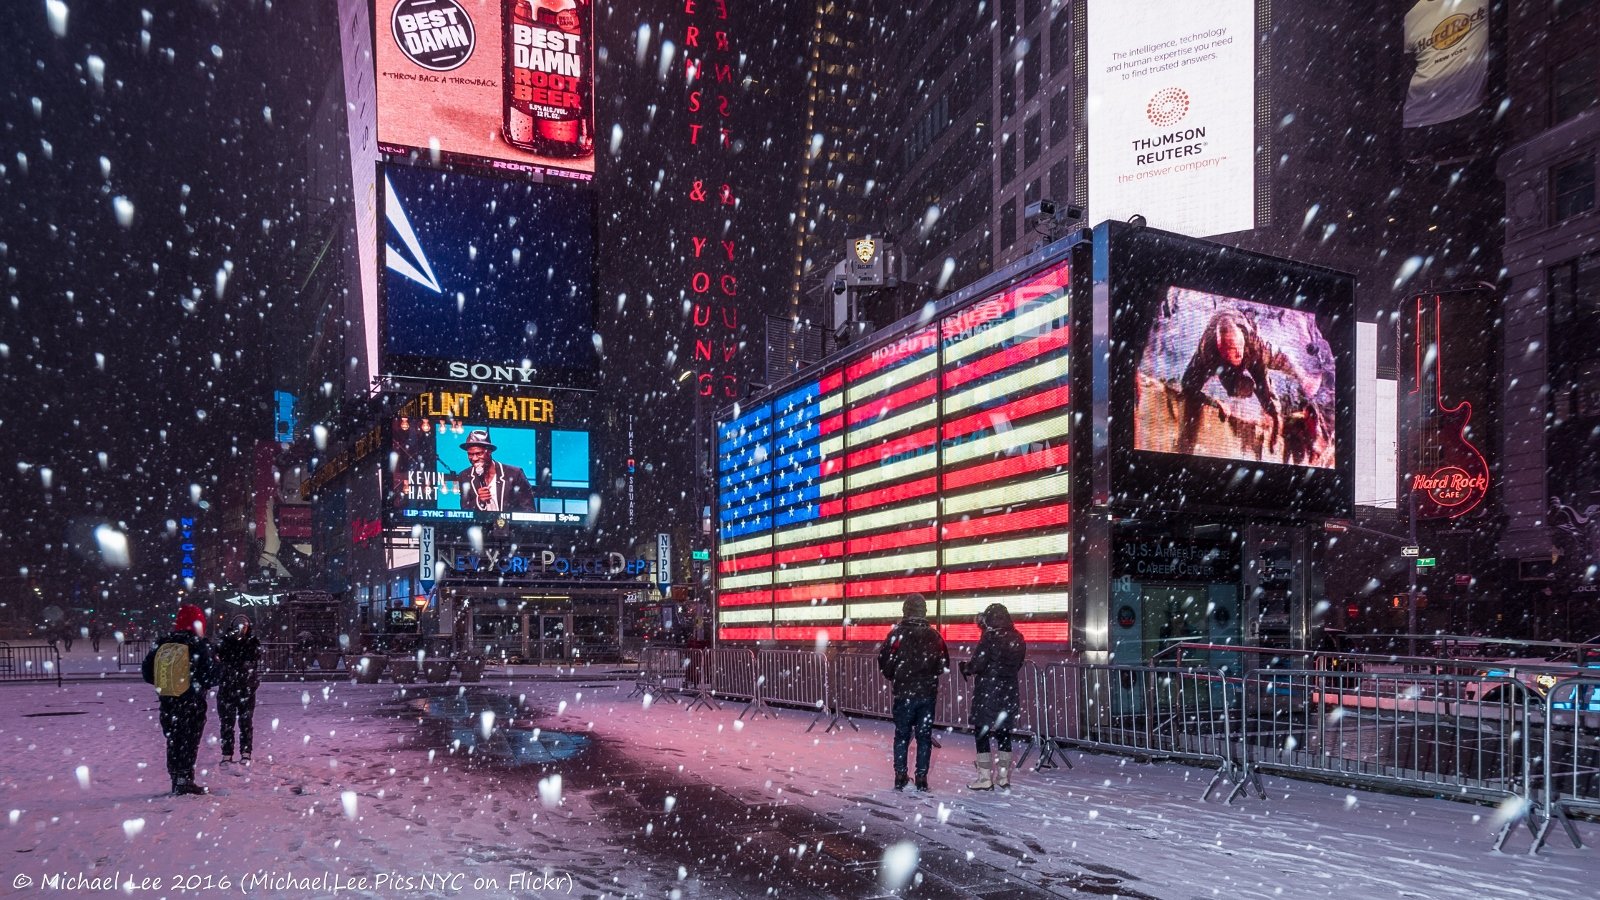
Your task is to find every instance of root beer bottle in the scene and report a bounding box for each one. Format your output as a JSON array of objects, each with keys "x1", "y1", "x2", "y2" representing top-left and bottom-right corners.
[{"x1": 504, "y1": 0, "x2": 593, "y2": 158}]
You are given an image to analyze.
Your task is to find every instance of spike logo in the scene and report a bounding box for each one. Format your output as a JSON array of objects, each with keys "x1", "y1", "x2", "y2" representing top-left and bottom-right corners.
[{"x1": 385, "y1": 175, "x2": 442, "y2": 293}]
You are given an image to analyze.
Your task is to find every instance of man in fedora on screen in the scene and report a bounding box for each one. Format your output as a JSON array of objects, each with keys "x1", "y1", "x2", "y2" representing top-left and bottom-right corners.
[{"x1": 455, "y1": 429, "x2": 535, "y2": 513}]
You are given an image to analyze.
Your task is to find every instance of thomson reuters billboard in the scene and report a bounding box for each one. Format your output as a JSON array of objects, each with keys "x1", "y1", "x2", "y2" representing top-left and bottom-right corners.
[
  {"x1": 375, "y1": 0, "x2": 595, "y2": 181},
  {"x1": 1085, "y1": 0, "x2": 1257, "y2": 237}
]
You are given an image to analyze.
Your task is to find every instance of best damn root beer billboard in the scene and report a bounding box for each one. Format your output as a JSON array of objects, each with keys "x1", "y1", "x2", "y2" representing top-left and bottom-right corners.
[{"x1": 376, "y1": 0, "x2": 595, "y2": 180}]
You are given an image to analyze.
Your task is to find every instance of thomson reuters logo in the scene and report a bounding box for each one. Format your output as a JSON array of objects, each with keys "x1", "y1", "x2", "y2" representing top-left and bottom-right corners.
[
  {"x1": 392, "y1": 0, "x2": 475, "y2": 72},
  {"x1": 1146, "y1": 87, "x2": 1190, "y2": 128},
  {"x1": 1430, "y1": 14, "x2": 1473, "y2": 50}
]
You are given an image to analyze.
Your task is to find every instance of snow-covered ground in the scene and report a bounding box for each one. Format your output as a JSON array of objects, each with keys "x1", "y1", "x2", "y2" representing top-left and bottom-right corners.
[{"x1": 3, "y1": 647, "x2": 1598, "y2": 899}]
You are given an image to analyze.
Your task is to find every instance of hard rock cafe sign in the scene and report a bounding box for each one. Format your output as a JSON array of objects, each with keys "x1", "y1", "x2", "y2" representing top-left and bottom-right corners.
[{"x1": 1412, "y1": 466, "x2": 1488, "y2": 513}]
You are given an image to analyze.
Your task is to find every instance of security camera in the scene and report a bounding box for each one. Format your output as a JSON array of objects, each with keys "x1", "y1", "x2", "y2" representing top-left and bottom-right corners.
[
  {"x1": 1026, "y1": 199, "x2": 1086, "y2": 234},
  {"x1": 1024, "y1": 199, "x2": 1055, "y2": 221},
  {"x1": 831, "y1": 277, "x2": 848, "y2": 296}
]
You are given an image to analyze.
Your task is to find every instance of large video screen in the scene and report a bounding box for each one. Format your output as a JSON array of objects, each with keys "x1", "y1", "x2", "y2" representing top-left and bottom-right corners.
[
  {"x1": 714, "y1": 260, "x2": 1075, "y2": 645},
  {"x1": 387, "y1": 417, "x2": 593, "y2": 526},
  {"x1": 1102, "y1": 223, "x2": 1355, "y2": 517},
  {"x1": 1085, "y1": 0, "x2": 1259, "y2": 237},
  {"x1": 1134, "y1": 289, "x2": 1336, "y2": 469},
  {"x1": 380, "y1": 163, "x2": 596, "y2": 384},
  {"x1": 374, "y1": 0, "x2": 595, "y2": 181}
]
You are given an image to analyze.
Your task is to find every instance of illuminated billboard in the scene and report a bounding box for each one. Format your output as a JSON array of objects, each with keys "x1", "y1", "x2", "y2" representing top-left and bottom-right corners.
[
  {"x1": 1100, "y1": 222, "x2": 1355, "y2": 517},
  {"x1": 380, "y1": 163, "x2": 596, "y2": 385},
  {"x1": 1134, "y1": 289, "x2": 1336, "y2": 469},
  {"x1": 1084, "y1": 0, "x2": 1259, "y2": 237},
  {"x1": 714, "y1": 260, "x2": 1075, "y2": 645},
  {"x1": 387, "y1": 414, "x2": 593, "y2": 527},
  {"x1": 374, "y1": 0, "x2": 595, "y2": 181}
]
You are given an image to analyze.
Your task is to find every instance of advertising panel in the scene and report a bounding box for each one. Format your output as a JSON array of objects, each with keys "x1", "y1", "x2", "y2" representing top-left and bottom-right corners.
[
  {"x1": 374, "y1": 0, "x2": 594, "y2": 180},
  {"x1": 1403, "y1": 0, "x2": 1489, "y2": 128},
  {"x1": 714, "y1": 259, "x2": 1075, "y2": 644},
  {"x1": 387, "y1": 411, "x2": 593, "y2": 527},
  {"x1": 1085, "y1": 0, "x2": 1257, "y2": 237},
  {"x1": 380, "y1": 163, "x2": 596, "y2": 384},
  {"x1": 1100, "y1": 222, "x2": 1355, "y2": 518}
]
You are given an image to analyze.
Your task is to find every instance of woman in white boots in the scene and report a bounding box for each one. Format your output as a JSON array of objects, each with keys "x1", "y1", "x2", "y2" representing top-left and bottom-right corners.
[{"x1": 961, "y1": 603, "x2": 1026, "y2": 791}]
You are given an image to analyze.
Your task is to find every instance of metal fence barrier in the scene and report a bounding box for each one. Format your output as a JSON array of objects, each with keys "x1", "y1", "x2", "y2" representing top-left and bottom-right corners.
[
  {"x1": 0, "y1": 643, "x2": 63, "y2": 687},
  {"x1": 1530, "y1": 675, "x2": 1600, "y2": 853},
  {"x1": 118, "y1": 639, "x2": 151, "y2": 671}
]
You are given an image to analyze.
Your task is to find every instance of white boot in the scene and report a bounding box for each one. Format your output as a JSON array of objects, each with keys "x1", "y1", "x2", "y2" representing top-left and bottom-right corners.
[
  {"x1": 994, "y1": 750, "x2": 1012, "y2": 789},
  {"x1": 968, "y1": 752, "x2": 994, "y2": 790}
]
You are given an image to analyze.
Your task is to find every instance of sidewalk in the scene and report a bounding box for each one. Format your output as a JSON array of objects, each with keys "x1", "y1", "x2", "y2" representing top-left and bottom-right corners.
[{"x1": 1, "y1": 676, "x2": 1594, "y2": 898}]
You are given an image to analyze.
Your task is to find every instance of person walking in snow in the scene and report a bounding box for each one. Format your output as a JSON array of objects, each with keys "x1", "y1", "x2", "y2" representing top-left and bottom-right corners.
[
  {"x1": 142, "y1": 604, "x2": 221, "y2": 795},
  {"x1": 877, "y1": 593, "x2": 949, "y2": 792},
  {"x1": 217, "y1": 614, "x2": 262, "y2": 765},
  {"x1": 961, "y1": 603, "x2": 1026, "y2": 791}
]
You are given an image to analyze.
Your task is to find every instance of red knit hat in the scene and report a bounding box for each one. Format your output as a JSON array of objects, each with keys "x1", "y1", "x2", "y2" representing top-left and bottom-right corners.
[{"x1": 175, "y1": 604, "x2": 206, "y2": 637}]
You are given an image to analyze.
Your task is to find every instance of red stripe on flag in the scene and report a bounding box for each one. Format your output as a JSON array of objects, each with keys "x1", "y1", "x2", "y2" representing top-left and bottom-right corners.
[
  {"x1": 820, "y1": 457, "x2": 843, "y2": 477},
  {"x1": 847, "y1": 574, "x2": 937, "y2": 598},
  {"x1": 719, "y1": 627, "x2": 771, "y2": 641},
  {"x1": 718, "y1": 590, "x2": 775, "y2": 607},
  {"x1": 771, "y1": 626, "x2": 842, "y2": 642},
  {"x1": 818, "y1": 498, "x2": 844, "y2": 518},
  {"x1": 940, "y1": 561, "x2": 1071, "y2": 592},
  {"x1": 845, "y1": 624, "x2": 893, "y2": 642},
  {"x1": 718, "y1": 552, "x2": 773, "y2": 574},
  {"x1": 846, "y1": 377, "x2": 937, "y2": 425},
  {"x1": 773, "y1": 583, "x2": 843, "y2": 603},
  {"x1": 941, "y1": 385, "x2": 1072, "y2": 441},
  {"x1": 845, "y1": 427, "x2": 936, "y2": 468},
  {"x1": 846, "y1": 476, "x2": 936, "y2": 512},
  {"x1": 1017, "y1": 622, "x2": 1071, "y2": 642},
  {"x1": 775, "y1": 541, "x2": 844, "y2": 564},
  {"x1": 847, "y1": 526, "x2": 936, "y2": 554},
  {"x1": 942, "y1": 503, "x2": 1071, "y2": 541},
  {"x1": 939, "y1": 624, "x2": 982, "y2": 642},
  {"x1": 819, "y1": 413, "x2": 844, "y2": 435},
  {"x1": 942, "y1": 444, "x2": 1070, "y2": 490},
  {"x1": 820, "y1": 370, "x2": 844, "y2": 393},
  {"x1": 942, "y1": 324, "x2": 1071, "y2": 390}
]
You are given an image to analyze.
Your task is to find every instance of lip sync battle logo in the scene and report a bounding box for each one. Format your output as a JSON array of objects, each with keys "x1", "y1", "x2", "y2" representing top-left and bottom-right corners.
[{"x1": 392, "y1": 0, "x2": 476, "y2": 71}]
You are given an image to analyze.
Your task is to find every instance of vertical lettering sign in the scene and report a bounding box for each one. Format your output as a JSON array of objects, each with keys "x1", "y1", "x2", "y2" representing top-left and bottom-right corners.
[
  {"x1": 179, "y1": 517, "x2": 196, "y2": 585},
  {"x1": 418, "y1": 526, "x2": 437, "y2": 594},
  {"x1": 680, "y1": 0, "x2": 742, "y2": 401}
]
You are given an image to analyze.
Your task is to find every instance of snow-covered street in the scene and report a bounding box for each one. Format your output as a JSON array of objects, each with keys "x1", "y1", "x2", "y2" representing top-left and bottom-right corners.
[{"x1": 3, "y1": 662, "x2": 1599, "y2": 899}]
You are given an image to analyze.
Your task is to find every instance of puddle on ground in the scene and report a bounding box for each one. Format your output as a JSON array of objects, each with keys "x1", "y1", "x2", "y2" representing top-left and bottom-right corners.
[{"x1": 388, "y1": 687, "x2": 592, "y2": 768}]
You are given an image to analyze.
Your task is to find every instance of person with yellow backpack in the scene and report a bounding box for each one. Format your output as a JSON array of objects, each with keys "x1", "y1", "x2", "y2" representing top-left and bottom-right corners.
[{"x1": 142, "y1": 604, "x2": 221, "y2": 796}]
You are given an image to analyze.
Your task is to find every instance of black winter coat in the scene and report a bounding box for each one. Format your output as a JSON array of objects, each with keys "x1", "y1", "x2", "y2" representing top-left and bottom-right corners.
[
  {"x1": 965, "y1": 624, "x2": 1026, "y2": 731},
  {"x1": 878, "y1": 618, "x2": 949, "y2": 699},
  {"x1": 218, "y1": 632, "x2": 262, "y2": 698},
  {"x1": 141, "y1": 632, "x2": 221, "y2": 700}
]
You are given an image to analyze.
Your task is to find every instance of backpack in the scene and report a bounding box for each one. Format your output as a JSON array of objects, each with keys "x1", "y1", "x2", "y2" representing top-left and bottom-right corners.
[{"x1": 152, "y1": 641, "x2": 192, "y2": 697}]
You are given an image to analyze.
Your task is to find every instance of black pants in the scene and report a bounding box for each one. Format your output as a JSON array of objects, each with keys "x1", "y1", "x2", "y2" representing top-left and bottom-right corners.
[
  {"x1": 218, "y1": 688, "x2": 257, "y2": 758},
  {"x1": 159, "y1": 693, "x2": 207, "y2": 784},
  {"x1": 892, "y1": 696, "x2": 936, "y2": 777},
  {"x1": 975, "y1": 727, "x2": 1013, "y2": 754}
]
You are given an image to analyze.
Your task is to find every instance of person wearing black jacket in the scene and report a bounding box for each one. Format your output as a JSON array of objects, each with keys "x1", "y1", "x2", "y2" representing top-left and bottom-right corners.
[
  {"x1": 217, "y1": 614, "x2": 262, "y2": 765},
  {"x1": 960, "y1": 603, "x2": 1027, "y2": 790},
  {"x1": 142, "y1": 604, "x2": 221, "y2": 796},
  {"x1": 877, "y1": 594, "x2": 949, "y2": 792}
]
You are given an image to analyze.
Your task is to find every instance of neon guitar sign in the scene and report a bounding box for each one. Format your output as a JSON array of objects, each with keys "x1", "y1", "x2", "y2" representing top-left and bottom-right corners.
[{"x1": 1410, "y1": 293, "x2": 1489, "y2": 519}]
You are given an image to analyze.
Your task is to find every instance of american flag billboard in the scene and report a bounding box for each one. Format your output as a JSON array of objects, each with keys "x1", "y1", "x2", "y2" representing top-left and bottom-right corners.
[{"x1": 714, "y1": 259, "x2": 1074, "y2": 644}]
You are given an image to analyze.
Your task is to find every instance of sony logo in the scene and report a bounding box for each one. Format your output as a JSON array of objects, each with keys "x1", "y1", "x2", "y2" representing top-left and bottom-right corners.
[{"x1": 448, "y1": 361, "x2": 540, "y2": 384}]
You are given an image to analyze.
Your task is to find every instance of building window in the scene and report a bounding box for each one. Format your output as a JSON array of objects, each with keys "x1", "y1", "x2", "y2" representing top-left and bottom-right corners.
[
  {"x1": 1025, "y1": 0, "x2": 1042, "y2": 25},
  {"x1": 1001, "y1": 197, "x2": 1018, "y2": 249},
  {"x1": 1050, "y1": 7, "x2": 1071, "y2": 76},
  {"x1": 1547, "y1": 253, "x2": 1600, "y2": 426},
  {"x1": 1050, "y1": 159, "x2": 1070, "y2": 199},
  {"x1": 1024, "y1": 38, "x2": 1041, "y2": 100},
  {"x1": 1001, "y1": 133, "x2": 1016, "y2": 185},
  {"x1": 1000, "y1": 0, "x2": 1016, "y2": 39},
  {"x1": 1001, "y1": 63, "x2": 1016, "y2": 117},
  {"x1": 1553, "y1": 157, "x2": 1596, "y2": 221},
  {"x1": 1552, "y1": 51, "x2": 1597, "y2": 124},
  {"x1": 1050, "y1": 89, "x2": 1069, "y2": 145},
  {"x1": 1025, "y1": 178, "x2": 1041, "y2": 205},
  {"x1": 1024, "y1": 114, "x2": 1042, "y2": 167}
]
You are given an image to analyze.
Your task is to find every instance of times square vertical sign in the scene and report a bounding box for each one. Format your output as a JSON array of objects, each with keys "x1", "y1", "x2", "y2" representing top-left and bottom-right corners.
[{"x1": 677, "y1": 0, "x2": 742, "y2": 401}]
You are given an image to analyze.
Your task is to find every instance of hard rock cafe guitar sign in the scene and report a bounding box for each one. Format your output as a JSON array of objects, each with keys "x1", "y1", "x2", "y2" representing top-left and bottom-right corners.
[{"x1": 1409, "y1": 293, "x2": 1490, "y2": 519}]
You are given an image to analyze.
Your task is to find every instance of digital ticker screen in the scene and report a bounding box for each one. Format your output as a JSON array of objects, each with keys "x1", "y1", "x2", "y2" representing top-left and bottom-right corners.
[{"x1": 713, "y1": 261, "x2": 1074, "y2": 644}]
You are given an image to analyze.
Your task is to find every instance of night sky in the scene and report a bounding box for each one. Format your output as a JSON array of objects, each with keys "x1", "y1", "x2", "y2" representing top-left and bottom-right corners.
[{"x1": 1, "y1": 0, "x2": 341, "y2": 602}]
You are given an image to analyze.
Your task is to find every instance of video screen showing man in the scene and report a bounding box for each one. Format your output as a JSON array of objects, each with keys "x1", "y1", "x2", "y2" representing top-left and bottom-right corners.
[
  {"x1": 454, "y1": 429, "x2": 535, "y2": 513},
  {"x1": 1134, "y1": 289, "x2": 1336, "y2": 469}
]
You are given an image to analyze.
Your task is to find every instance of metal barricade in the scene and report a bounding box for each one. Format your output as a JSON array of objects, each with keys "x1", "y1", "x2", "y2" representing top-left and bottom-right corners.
[
  {"x1": 746, "y1": 649, "x2": 830, "y2": 726},
  {"x1": 630, "y1": 646, "x2": 691, "y2": 703},
  {"x1": 1030, "y1": 662, "x2": 1078, "y2": 770},
  {"x1": 117, "y1": 639, "x2": 151, "y2": 671},
  {"x1": 1237, "y1": 669, "x2": 1534, "y2": 812},
  {"x1": 0, "y1": 643, "x2": 63, "y2": 686},
  {"x1": 687, "y1": 647, "x2": 759, "y2": 711},
  {"x1": 828, "y1": 652, "x2": 894, "y2": 731},
  {"x1": 1529, "y1": 675, "x2": 1600, "y2": 853}
]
